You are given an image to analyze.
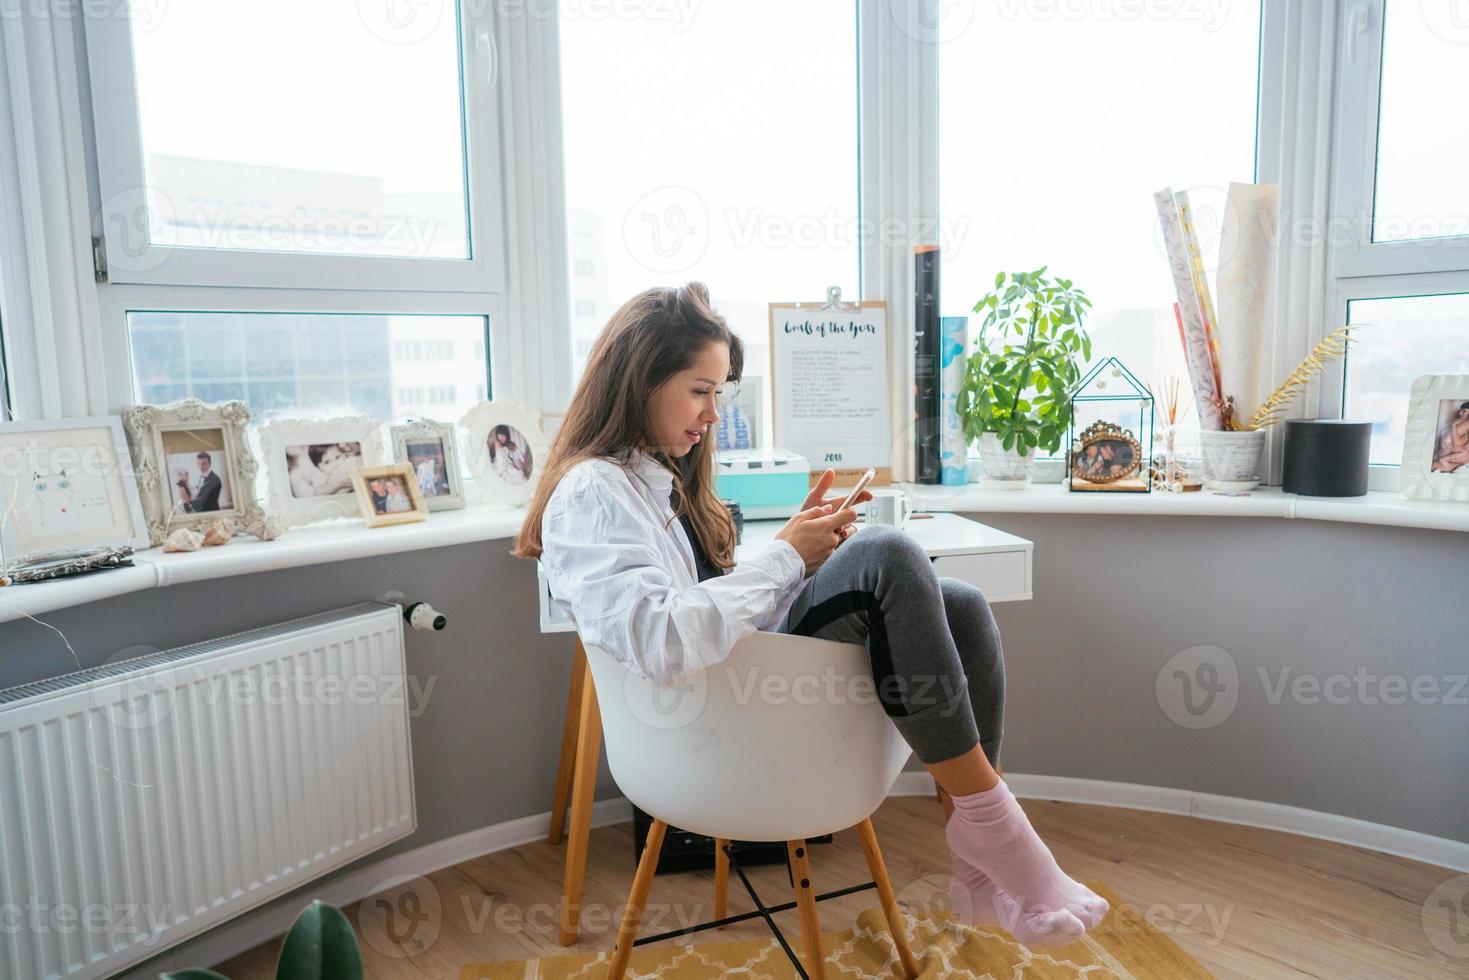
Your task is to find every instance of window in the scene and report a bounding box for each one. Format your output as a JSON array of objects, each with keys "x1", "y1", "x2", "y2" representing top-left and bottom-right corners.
[
  {"x1": 1327, "y1": 0, "x2": 1469, "y2": 479},
  {"x1": 1343, "y1": 293, "x2": 1469, "y2": 465},
  {"x1": 559, "y1": 0, "x2": 860, "y2": 448},
  {"x1": 126, "y1": 311, "x2": 490, "y2": 422},
  {"x1": 84, "y1": 0, "x2": 505, "y2": 418},
  {"x1": 939, "y1": 4, "x2": 1263, "y2": 455},
  {"x1": 1370, "y1": 4, "x2": 1469, "y2": 245}
]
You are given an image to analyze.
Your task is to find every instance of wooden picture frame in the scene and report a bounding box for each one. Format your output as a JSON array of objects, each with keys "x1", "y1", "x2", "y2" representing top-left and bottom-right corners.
[{"x1": 351, "y1": 463, "x2": 428, "y2": 527}]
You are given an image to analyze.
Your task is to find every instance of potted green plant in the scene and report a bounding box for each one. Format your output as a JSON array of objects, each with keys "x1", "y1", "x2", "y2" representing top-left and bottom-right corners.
[
  {"x1": 957, "y1": 268, "x2": 1093, "y2": 489},
  {"x1": 162, "y1": 900, "x2": 363, "y2": 980}
]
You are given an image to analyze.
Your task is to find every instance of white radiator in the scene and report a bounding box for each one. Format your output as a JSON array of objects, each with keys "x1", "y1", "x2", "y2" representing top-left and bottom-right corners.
[{"x1": 0, "y1": 603, "x2": 416, "y2": 980}]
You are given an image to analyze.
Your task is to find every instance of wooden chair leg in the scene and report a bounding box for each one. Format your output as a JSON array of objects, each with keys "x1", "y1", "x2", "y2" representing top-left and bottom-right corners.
[
  {"x1": 713, "y1": 838, "x2": 730, "y2": 924},
  {"x1": 608, "y1": 819, "x2": 667, "y2": 980},
  {"x1": 857, "y1": 818, "x2": 920, "y2": 979},
  {"x1": 547, "y1": 639, "x2": 588, "y2": 845},
  {"x1": 786, "y1": 840, "x2": 827, "y2": 980},
  {"x1": 558, "y1": 662, "x2": 602, "y2": 946}
]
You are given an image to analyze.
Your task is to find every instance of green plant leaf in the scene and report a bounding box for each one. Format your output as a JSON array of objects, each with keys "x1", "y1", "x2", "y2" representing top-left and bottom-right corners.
[{"x1": 275, "y1": 901, "x2": 364, "y2": 980}]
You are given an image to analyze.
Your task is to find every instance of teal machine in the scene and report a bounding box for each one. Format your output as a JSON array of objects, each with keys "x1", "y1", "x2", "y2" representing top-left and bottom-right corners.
[{"x1": 714, "y1": 448, "x2": 811, "y2": 519}]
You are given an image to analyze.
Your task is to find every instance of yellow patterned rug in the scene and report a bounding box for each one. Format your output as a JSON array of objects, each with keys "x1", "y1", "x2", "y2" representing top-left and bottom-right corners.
[{"x1": 460, "y1": 882, "x2": 1213, "y2": 978}]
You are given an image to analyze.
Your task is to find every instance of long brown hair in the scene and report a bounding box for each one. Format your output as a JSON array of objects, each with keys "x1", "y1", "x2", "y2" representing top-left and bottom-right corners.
[{"x1": 511, "y1": 282, "x2": 744, "y2": 567}]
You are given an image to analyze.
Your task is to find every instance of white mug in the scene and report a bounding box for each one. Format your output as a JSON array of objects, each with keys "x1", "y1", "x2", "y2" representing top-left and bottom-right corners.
[{"x1": 863, "y1": 488, "x2": 911, "y2": 528}]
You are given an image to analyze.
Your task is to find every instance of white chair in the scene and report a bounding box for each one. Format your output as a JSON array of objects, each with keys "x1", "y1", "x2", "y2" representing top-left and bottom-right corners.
[{"x1": 582, "y1": 630, "x2": 922, "y2": 980}]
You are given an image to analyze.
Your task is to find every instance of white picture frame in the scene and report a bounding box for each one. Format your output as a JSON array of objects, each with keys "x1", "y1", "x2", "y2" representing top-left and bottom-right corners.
[
  {"x1": 256, "y1": 415, "x2": 386, "y2": 528},
  {"x1": 1401, "y1": 375, "x2": 1469, "y2": 502},
  {"x1": 391, "y1": 418, "x2": 466, "y2": 512},
  {"x1": 122, "y1": 400, "x2": 267, "y2": 547},
  {"x1": 461, "y1": 400, "x2": 548, "y2": 507},
  {"x1": 0, "y1": 415, "x2": 150, "y2": 558}
]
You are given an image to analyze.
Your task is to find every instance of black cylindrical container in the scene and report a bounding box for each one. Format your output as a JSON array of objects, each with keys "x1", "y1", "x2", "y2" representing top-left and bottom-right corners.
[{"x1": 1282, "y1": 420, "x2": 1371, "y2": 496}]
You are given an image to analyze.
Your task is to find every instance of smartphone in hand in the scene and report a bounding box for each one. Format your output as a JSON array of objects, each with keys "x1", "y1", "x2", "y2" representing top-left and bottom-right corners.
[{"x1": 834, "y1": 467, "x2": 877, "y2": 514}]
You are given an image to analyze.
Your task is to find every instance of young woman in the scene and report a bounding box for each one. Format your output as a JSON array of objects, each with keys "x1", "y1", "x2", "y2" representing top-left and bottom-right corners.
[{"x1": 513, "y1": 283, "x2": 1106, "y2": 946}]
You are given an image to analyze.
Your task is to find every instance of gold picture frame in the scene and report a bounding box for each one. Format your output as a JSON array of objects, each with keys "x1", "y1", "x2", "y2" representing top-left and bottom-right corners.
[
  {"x1": 1070, "y1": 421, "x2": 1143, "y2": 486},
  {"x1": 351, "y1": 464, "x2": 428, "y2": 528}
]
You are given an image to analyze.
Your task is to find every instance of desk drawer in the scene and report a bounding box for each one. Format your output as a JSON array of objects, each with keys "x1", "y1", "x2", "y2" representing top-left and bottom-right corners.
[{"x1": 931, "y1": 549, "x2": 1031, "y2": 602}]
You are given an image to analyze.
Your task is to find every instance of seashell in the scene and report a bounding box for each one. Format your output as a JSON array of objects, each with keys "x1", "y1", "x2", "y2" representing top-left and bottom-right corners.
[
  {"x1": 201, "y1": 520, "x2": 233, "y2": 546},
  {"x1": 162, "y1": 527, "x2": 205, "y2": 552},
  {"x1": 246, "y1": 514, "x2": 285, "y2": 542}
]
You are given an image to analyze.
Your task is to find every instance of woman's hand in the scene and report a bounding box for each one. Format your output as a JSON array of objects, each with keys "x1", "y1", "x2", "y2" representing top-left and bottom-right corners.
[
  {"x1": 775, "y1": 502, "x2": 860, "y2": 577},
  {"x1": 800, "y1": 468, "x2": 871, "y2": 545}
]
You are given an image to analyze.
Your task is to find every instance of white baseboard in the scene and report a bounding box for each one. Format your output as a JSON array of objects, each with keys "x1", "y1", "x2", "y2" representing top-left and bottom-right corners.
[
  {"x1": 890, "y1": 769, "x2": 1469, "y2": 874},
  {"x1": 130, "y1": 774, "x2": 1467, "y2": 976}
]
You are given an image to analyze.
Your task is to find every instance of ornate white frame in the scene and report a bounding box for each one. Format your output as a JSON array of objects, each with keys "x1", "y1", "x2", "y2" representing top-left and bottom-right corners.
[
  {"x1": 256, "y1": 415, "x2": 386, "y2": 528},
  {"x1": 0, "y1": 415, "x2": 151, "y2": 557},
  {"x1": 460, "y1": 400, "x2": 549, "y2": 507},
  {"x1": 391, "y1": 418, "x2": 465, "y2": 512},
  {"x1": 122, "y1": 400, "x2": 266, "y2": 547},
  {"x1": 1400, "y1": 375, "x2": 1469, "y2": 503}
]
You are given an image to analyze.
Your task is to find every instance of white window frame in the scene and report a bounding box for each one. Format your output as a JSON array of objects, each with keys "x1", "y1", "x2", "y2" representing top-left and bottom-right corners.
[
  {"x1": 97, "y1": 283, "x2": 505, "y2": 413},
  {"x1": 1319, "y1": 0, "x2": 1469, "y2": 488},
  {"x1": 84, "y1": 1, "x2": 506, "y2": 294}
]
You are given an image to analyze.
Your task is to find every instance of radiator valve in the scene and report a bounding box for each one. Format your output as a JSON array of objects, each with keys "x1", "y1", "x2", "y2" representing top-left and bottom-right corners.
[{"x1": 404, "y1": 601, "x2": 447, "y2": 631}]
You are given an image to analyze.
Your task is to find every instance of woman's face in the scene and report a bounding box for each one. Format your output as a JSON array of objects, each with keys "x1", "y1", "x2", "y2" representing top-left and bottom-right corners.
[{"x1": 646, "y1": 343, "x2": 729, "y2": 458}]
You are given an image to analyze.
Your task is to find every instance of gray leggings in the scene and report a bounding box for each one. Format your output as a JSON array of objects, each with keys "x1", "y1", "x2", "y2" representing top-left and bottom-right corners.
[{"x1": 776, "y1": 524, "x2": 1005, "y2": 767}]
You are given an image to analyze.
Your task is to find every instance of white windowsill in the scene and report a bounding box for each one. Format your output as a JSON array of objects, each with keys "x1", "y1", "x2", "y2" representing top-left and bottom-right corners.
[{"x1": 0, "y1": 485, "x2": 1464, "y2": 628}]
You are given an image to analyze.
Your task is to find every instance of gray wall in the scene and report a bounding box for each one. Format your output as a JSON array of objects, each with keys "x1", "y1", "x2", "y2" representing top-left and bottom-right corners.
[{"x1": 1, "y1": 514, "x2": 1464, "y2": 972}]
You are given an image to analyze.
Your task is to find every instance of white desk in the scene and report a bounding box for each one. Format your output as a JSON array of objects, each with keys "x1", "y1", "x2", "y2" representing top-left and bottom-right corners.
[{"x1": 537, "y1": 512, "x2": 1032, "y2": 631}]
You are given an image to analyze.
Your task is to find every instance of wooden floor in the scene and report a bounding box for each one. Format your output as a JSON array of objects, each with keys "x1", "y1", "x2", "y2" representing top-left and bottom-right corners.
[{"x1": 217, "y1": 796, "x2": 1464, "y2": 979}]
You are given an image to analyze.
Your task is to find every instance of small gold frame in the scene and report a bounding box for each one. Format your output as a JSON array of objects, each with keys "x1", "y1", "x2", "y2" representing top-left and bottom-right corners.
[
  {"x1": 1070, "y1": 421, "x2": 1143, "y2": 485},
  {"x1": 351, "y1": 464, "x2": 429, "y2": 527}
]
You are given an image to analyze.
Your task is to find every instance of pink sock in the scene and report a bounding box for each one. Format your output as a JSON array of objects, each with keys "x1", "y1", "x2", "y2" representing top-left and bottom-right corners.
[
  {"x1": 944, "y1": 781, "x2": 1109, "y2": 931},
  {"x1": 948, "y1": 861, "x2": 1087, "y2": 948}
]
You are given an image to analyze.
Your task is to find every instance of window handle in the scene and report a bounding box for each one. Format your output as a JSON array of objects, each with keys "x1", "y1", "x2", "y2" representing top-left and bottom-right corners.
[
  {"x1": 1346, "y1": 3, "x2": 1371, "y2": 65},
  {"x1": 476, "y1": 26, "x2": 498, "y2": 85}
]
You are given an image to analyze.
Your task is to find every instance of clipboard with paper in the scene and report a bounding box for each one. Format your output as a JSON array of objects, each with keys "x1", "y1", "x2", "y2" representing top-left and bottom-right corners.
[{"x1": 768, "y1": 286, "x2": 893, "y2": 489}]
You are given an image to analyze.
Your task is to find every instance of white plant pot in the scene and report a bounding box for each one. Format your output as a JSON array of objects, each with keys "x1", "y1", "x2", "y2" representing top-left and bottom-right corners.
[
  {"x1": 1200, "y1": 429, "x2": 1267, "y2": 491},
  {"x1": 978, "y1": 432, "x2": 1035, "y2": 490}
]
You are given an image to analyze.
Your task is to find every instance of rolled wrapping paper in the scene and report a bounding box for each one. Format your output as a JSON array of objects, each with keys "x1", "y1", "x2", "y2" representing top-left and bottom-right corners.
[
  {"x1": 1215, "y1": 182, "x2": 1280, "y2": 427},
  {"x1": 1154, "y1": 188, "x2": 1224, "y2": 430}
]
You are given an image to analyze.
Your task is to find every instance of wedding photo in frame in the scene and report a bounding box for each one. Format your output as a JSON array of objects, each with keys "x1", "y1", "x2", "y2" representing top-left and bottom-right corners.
[
  {"x1": 392, "y1": 418, "x2": 465, "y2": 512},
  {"x1": 256, "y1": 414, "x2": 385, "y2": 529},
  {"x1": 122, "y1": 400, "x2": 266, "y2": 546},
  {"x1": 351, "y1": 463, "x2": 429, "y2": 528},
  {"x1": 0, "y1": 415, "x2": 150, "y2": 558},
  {"x1": 1401, "y1": 374, "x2": 1469, "y2": 502},
  {"x1": 461, "y1": 400, "x2": 548, "y2": 507}
]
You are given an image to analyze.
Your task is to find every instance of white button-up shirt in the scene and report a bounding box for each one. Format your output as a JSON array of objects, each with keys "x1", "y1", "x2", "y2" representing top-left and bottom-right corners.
[{"x1": 540, "y1": 448, "x2": 807, "y2": 686}]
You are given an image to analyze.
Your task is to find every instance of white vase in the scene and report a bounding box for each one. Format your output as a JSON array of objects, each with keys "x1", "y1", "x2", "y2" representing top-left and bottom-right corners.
[
  {"x1": 1200, "y1": 429, "x2": 1267, "y2": 491},
  {"x1": 978, "y1": 432, "x2": 1034, "y2": 490}
]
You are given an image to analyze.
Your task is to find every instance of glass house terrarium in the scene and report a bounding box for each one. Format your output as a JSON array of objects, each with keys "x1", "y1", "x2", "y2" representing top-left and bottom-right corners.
[{"x1": 1066, "y1": 356, "x2": 1153, "y2": 493}]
